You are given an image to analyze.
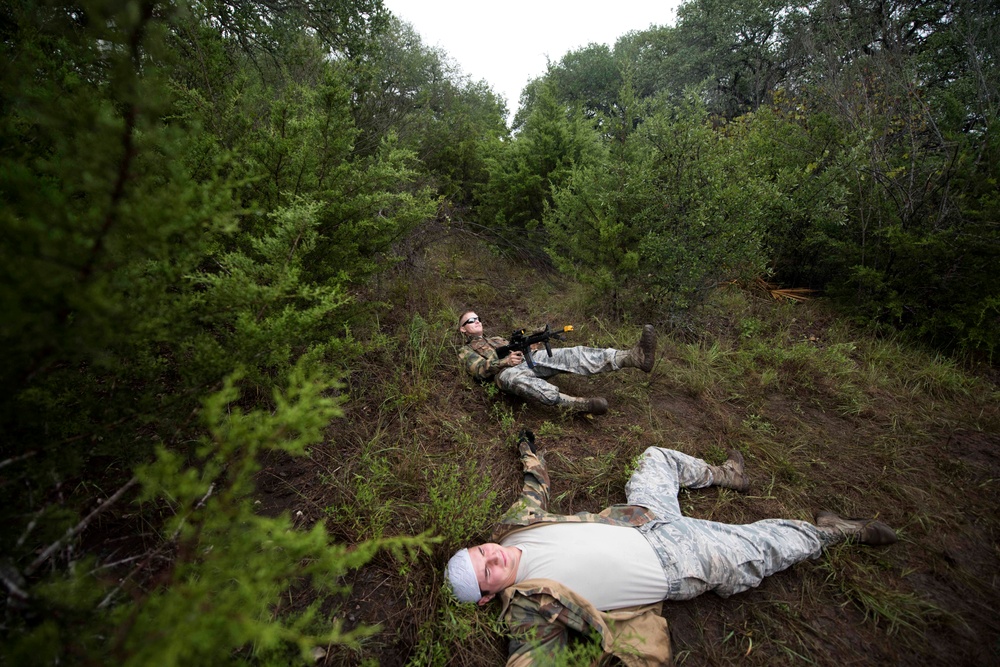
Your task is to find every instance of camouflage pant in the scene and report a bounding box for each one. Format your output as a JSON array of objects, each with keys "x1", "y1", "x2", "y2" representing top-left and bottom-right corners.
[
  {"x1": 626, "y1": 447, "x2": 836, "y2": 600},
  {"x1": 495, "y1": 346, "x2": 620, "y2": 405}
]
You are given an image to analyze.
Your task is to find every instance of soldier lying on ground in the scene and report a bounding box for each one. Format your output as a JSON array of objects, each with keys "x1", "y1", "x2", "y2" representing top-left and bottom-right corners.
[
  {"x1": 457, "y1": 310, "x2": 656, "y2": 414},
  {"x1": 446, "y1": 431, "x2": 898, "y2": 666}
]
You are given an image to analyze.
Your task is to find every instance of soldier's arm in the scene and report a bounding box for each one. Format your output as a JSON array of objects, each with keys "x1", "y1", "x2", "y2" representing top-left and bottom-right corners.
[
  {"x1": 503, "y1": 595, "x2": 569, "y2": 666},
  {"x1": 497, "y1": 432, "x2": 551, "y2": 532},
  {"x1": 505, "y1": 623, "x2": 567, "y2": 667},
  {"x1": 517, "y1": 433, "x2": 550, "y2": 511},
  {"x1": 458, "y1": 344, "x2": 503, "y2": 380}
]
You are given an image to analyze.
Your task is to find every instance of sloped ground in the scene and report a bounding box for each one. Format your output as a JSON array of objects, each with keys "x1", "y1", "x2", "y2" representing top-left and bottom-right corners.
[{"x1": 256, "y1": 231, "x2": 1000, "y2": 666}]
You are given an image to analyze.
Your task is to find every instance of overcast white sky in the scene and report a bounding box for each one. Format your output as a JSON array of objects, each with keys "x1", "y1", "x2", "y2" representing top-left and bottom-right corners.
[{"x1": 380, "y1": 1, "x2": 682, "y2": 118}]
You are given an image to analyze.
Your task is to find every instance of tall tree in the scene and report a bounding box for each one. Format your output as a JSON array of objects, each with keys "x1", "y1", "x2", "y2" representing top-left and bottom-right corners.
[
  {"x1": 475, "y1": 81, "x2": 602, "y2": 251},
  {"x1": 545, "y1": 91, "x2": 772, "y2": 320},
  {"x1": 0, "y1": 0, "x2": 433, "y2": 661},
  {"x1": 622, "y1": 0, "x2": 793, "y2": 116}
]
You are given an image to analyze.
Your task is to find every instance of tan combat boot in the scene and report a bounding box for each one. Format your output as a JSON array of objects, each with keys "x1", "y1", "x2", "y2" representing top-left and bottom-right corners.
[
  {"x1": 709, "y1": 449, "x2": 750, "y2": 492},
  {"x1": 815, "y1": 511, "x2": 898, "y2": 546},
  {"x1": 615, "y1": 324, "x2": 657, "y2": 373},
  {"x1": 556, "y1": 393, "x2": 609, "y2": 415}
]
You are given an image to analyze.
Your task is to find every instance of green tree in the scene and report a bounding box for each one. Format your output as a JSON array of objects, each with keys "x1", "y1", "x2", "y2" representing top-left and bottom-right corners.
[
  {"x1": 476, "y1": 81, "x2": 602, "y2": 252},
  {"x1": 349, "y1": 18, "x2": 508, "y2": 206},
  {"x1": 545, "y1": 91, "x2": 772, "y2": 320},
  {"x1": 622, "y1": 0, "x2": 794, "y2": 116},
  {"x1": 0, "y1": 0, "x2": 435, "y2": 661},
  {"x1": 547, "y1": 43, "x2": 623, "y2": 121},
  {"x1": 774, "y1": 0, "x2": 1000, "y2": 354}
]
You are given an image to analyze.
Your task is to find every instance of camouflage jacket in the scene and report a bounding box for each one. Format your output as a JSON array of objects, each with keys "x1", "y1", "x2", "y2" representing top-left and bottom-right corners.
[
  {"x1": 494, "y1": 441, "x2": 671, "y2": 666},
  {"x1": 458, "y1": 335, "x2": 510, "y2": 382}
]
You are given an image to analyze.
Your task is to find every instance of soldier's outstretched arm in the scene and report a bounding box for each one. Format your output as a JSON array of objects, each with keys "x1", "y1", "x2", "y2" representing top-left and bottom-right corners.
[{"x1": 496, "y1": 430, "x2": 551, "y2": 530}]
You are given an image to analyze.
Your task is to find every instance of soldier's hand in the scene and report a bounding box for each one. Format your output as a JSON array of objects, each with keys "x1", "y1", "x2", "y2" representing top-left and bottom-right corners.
[
  {"x1": 518, "y1": 429, "x2": 536, "y2": 454},
  {"x1": 506, "y1": 351, "x2": 525, "y2": 367}
]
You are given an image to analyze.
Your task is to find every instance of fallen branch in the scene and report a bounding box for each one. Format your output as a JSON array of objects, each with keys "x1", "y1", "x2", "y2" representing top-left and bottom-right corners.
[
  {"x1": 0, "y1": 451, "x2": 37, "y2": 471},
  {"x1": 25, "y1": 476, "x2": 139, "y2": 577},
  {"x1": 98, "y1": 482, "x2": 215, "y2": 609}
]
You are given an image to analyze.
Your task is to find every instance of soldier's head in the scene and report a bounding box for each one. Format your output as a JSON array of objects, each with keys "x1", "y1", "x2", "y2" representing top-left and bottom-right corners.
[
  {"x1": 458, "y1": 311, "x2": 483, "y2": 337},
  {"x1": 446, "y1": 542, "x2": 521, "y2": 605}
]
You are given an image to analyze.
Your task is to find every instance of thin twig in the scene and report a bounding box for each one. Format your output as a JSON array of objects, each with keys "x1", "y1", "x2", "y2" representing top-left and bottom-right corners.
[
  {"x1": 24, "y1": 476, "x2": 139, "y2": 577},
  {"x1": 0, "y1": 563, "x2": 29, "y2": 603},
  {"x1": 89, "y1": 553, "x2": 146, "y2": 575},
  {"x1": 98, "y1": 482, "x2": 216, "y2": 609},
  {"x1": 0, "y1": 451, "x2": 37, "y2": 470}
]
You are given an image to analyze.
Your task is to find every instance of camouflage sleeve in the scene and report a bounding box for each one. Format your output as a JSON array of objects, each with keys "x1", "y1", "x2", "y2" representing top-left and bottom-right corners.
[
  {"x1": 494, "y1": 444, "x2": 551, "y2": 536},
  {"x1": 517, "y1": 442, "x2": 550, "y2": 512},
  {"x1": 458, "y1": 344, "x2": 502, "y2": 380},
  {"x1": 504, "y1": 597, "x2": 569, "y2": 666}
]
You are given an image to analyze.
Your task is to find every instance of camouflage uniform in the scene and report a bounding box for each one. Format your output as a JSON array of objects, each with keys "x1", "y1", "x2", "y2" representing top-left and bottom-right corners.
[
  {"x1": 625, "y1": 447, "x2": 835, "y2": 600},
  {"x1": 494, "y1": 442, "x2": 836, "y2": 665},
  {"x1": 496, "y1": 439, "x2": 669, "y2": 666},
  {"x1": 459, "y1": 334, "x2": 621, "y2": 405}
]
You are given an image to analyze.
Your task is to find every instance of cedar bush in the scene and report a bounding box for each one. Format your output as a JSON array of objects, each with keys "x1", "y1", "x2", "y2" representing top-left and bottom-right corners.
[{"x1": 0, "y1": 0, "x2": 434, "y2": 662}]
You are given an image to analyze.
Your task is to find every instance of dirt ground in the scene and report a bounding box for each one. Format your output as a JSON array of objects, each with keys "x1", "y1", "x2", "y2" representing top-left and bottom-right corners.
[{"x1": 254, "y1": 236, "x2": 1000, "y2": 666}]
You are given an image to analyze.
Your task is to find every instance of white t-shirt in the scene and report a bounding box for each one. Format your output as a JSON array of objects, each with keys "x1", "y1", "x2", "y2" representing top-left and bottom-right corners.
[{"x1": 501, "y1": 522, "x2": 670, "y2": 611}]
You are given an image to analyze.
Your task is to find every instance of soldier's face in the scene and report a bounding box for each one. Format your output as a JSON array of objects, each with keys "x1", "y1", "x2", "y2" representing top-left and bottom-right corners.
[
  {"x1": 468, "y1": 542, "x2": 521, "y2": 604},
  {"x1": 460, "y1": 312, "x2": 483, "y2": 336}
]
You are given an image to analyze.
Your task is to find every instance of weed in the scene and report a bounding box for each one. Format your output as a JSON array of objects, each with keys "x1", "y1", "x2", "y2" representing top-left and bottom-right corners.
[
  {"x1": 407, "y1": 591, "x2": 505, "y2": 666},
  {"x1": 818, "y1": 550, "x2": 953, "y2": 636},
  {"x1": 424, "y1": 462, "x2": 497, "y2": 547},
  {"x1": 537, "y1": 421, "x2": 564, "y2": 437},
  {"x1": 490, "y1": 401, "x2": 517, "y2": 432},
  {"x1": 397, "y1": 313, "x2": 451, "y2": 406},
  {"x1": 740, "y1": 316, "x2": 764, "y2": 339},
  {"x1": 703, "y1": 442, "x2": 729, "y2": 465},
  {"x1": 671, "y1": 340, "x2": 730, "y2": 396},
  {"x1": 324, "y1": 435, "x2": 399, "y2": 540},
  {"x1": 441, "y1": 415, "x2": 475, "y2": 451},
  {"x1": 742, "y1": 413, "x2": 775, "y2": 435},
  {"x1": 552, "y1": 447, "x2": 637, "y2": 506}
]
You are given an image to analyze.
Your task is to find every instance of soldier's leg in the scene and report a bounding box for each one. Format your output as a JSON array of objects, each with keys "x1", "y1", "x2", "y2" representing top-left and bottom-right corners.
[
  {"x1": 528, "y1": 346, "x2": 618, "y2": 377},
  {"x1": 495, "y1": 366, "x2": 561, "y2": 405},
  {"x1": 690, "y1": 518, "x2": 833, "y2": 598},
  {"x1": 530, "y1": 325, "x2": 656, "y2": 376},
  {"x1": 496, "y1": 366, "x2": 609, "y2": 414},
  {"x1": 624, "y1": 447, "x2": 715, "y2": 521},
  {"x1": 643, "y1": 516, "x2": 833, "y2": 601}
]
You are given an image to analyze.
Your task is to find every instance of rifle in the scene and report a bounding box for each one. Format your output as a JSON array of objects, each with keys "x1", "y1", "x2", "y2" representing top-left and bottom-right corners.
[{"x1": 496, "y1": 324, "x2": 573, "y2": 369}]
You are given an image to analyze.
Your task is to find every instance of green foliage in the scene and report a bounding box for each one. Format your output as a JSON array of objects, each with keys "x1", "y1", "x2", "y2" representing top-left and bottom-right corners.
[
  {"x1": 544, "y1": 92, "x2": 771, "y2": 320},
  {"x1": 424, "y1": 462, "x2": 497, "y2": 546},
  {"x1": 3, "y1": 368, "x2": 432, "y2": 665},
  {"x1": 0, "y1": 0, "x2": 441, "y2": 664},
  {"x1": 493, "y1": 0, "x2": 1000, "y2": 354},
  {"x1": 475, "y1": 81, "x2": 603, "y2": 251},
  {"x1": 547, "y1": 43, "x2": 623, "y2": 121}
]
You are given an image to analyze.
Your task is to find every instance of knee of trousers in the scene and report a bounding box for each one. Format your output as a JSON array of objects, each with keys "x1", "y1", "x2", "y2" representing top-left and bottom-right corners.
[{"x1": 496, "y1": 371, "x2": 560, "y2": 405}]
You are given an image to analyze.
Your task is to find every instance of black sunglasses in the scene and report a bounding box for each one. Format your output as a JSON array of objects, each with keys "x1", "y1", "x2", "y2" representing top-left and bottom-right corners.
[{"x1": 463, "y1": 316, "x2": 480, "y2": 326}]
